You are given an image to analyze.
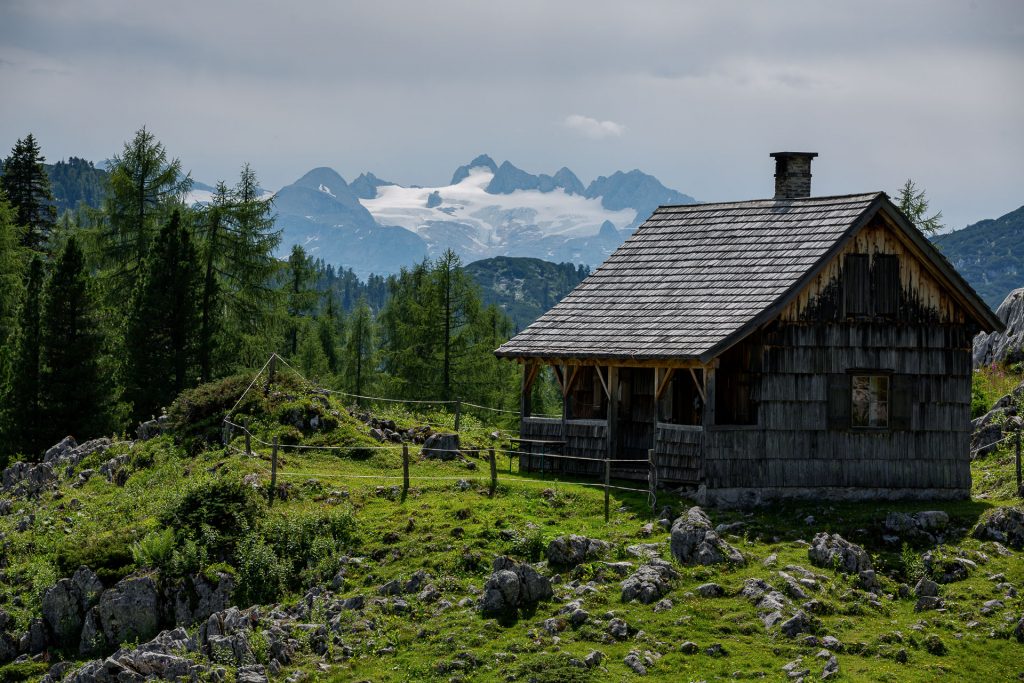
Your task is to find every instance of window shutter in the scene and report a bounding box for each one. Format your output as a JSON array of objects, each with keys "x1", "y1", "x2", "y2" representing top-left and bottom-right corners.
[
  {"x1": 872, "y1": 255, "x2": 899, "y2": 317},
  {"x1": 843, "y1": 254, "x2": 870, "y2": 317},
  {"x1": 890, "y1": 374, "x2": 914, "y2": 431},
  {"x1": 826, "y1": 373, "x2": 850, "y2": 430}
]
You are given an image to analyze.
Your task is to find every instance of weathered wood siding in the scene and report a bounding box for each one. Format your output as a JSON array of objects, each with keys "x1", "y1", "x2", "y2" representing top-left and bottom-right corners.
[
  {"x1": 519, "y1": 417, "x2": 607, "y2": 477},
  {"x1": 655, "y1": 423, "x2": 702, "y2": 484},
  {"x1": 703, "y1": 217, "x2": 974, "y2": 504}
]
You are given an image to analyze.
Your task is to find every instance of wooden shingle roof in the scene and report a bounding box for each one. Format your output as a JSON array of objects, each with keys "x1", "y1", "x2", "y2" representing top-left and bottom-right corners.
[{"x1": 495, "y1": 191, "x2": 997, "y2": 363}]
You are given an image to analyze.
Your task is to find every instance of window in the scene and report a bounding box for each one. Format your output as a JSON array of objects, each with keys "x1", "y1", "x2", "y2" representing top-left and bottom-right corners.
[{"x1": 851, "y1": 375, "x2": 889, "y2": 428}]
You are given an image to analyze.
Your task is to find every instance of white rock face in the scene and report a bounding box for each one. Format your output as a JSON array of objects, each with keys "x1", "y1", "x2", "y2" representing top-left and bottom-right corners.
[{"x1": 974, "y1": 288, "x2": 1024, "y2": 367}]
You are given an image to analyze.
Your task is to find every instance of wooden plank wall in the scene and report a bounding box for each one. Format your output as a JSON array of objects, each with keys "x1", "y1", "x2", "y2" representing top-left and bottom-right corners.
[
  {"x1": 520, "y1": 417, "x2": 607, "y2": 477},
  {"x1": 703, "y1": 322, "x2": 973, "y2": 493},
  {"x1": 655, "y1": 423, "x2": 702, "y2": 484}
]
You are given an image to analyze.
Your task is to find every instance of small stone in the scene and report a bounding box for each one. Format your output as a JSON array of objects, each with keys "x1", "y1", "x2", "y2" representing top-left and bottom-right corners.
[
  {"x1": 608, "y1": 618, "x2": 629, "y2": 640},
  {"x1": 696, "y1": 582, "x2": 724, "y2": 598},
  {"x1": 624, "y1": 651, "x2": 648, "y2": 675},
  {"x1": 679, "y1": 641, "x2": 699, "y2": 654}
]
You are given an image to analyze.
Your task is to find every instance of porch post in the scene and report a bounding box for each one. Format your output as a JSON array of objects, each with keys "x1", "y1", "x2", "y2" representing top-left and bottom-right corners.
[{"x1": 607, "y1": 366, "x2": 619, "y2": 463}]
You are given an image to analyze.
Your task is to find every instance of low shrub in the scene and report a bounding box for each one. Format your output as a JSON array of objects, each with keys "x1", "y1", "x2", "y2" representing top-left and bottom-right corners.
[
  {"x1": 131, "y1": 528, "x2": 176, "y2": 570},
  {"x1": 234, "y1": 533, "x2": 287, "y2": 606},
  {"x1": 55, "y1": 533, "x2": 135, "y2": 583},
  {"x1": 162, "y1": 477, "x2": 266, "y2": 550}
]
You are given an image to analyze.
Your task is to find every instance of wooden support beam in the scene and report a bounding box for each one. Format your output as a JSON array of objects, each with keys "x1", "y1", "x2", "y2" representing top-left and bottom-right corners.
[
  {"x1": 552, "y1": 364, "x2": 565, "y2": 393},
  {"x1": 655, "y1": 368, "x2": 676, "y2": 401},
  {"x1": 595, "y1": 365, "x2": 611, "y2": 399},
  {"x1": 689, "y1": 367, "x2": 707, "y2": 404},
  {"x1": 703, "y1": 367, "x2": 716, "y2": 427},
  {"x1": 563, "y1": 365, "x2": 582, "y2": 397},
  {"x1": 520, "y1": 362, "x2": 539, "y2": 419}
]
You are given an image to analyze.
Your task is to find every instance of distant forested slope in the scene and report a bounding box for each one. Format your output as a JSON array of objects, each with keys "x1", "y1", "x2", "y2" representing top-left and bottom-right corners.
[
  {"x1": 936, "y1": 205, "x2": 1024, "y2": 309},
  {"x1": 464, "y1": 256, "x2": 589, "y2": 331}
]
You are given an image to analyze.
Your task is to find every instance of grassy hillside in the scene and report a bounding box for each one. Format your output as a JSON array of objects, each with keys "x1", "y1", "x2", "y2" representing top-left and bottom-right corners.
[
  {"x1": 1, "y1": 368, "x2": 1023, "y2": 681},
  {"x1": 935, "y1": 205, "x2": 1024, "y2": 309},
  {"x1": 465, "y1": 257, "x2": 589, "y2": 330}
]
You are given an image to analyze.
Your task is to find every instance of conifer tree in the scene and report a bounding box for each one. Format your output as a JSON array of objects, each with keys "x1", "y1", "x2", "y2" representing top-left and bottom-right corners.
[
  {"x1": 0, "y1": 196, "x2": 24, "y2": 359},
  {"x1": 99, "y1": 127, "x2": 191, "y2": 300},
  {"x1": 5, "y1": 256, "x2": 45, "y2": 459},
  {"x1": 0, "y1": 134, "x2": 56, "y2": 251},
  {"x1": 297, "y1": 321, "x2": 330, "y2": 381},
  {"x1": 124, "y1": 210, "x2": 201, "y2": 421},
  {"x1": 343, "y1": 297, "x2": 376, "y2": 400},
  {"x1": 318, "y1": 292, "x2": 342, "y2": 374},
  {"x1": 195, "y1": 165, "x2": 281, "y2": 378},
  {"x1": 895, "y1": 179, "x2": 944, "y2": 236},
  {"x1": 284, "y1": 244, "x2": 317, "y2": 357},
  {"x1": 39, "y1": 236, "x2": 112, "y2": 445}
]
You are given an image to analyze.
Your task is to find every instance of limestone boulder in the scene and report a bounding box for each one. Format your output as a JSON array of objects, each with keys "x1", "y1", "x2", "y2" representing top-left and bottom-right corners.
[{"x1": 669, "y1": 507, "x2": 745, "y2": 566}]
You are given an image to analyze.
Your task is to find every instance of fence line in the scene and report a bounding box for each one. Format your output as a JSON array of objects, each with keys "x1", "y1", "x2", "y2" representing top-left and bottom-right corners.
[{"x1": 970, "y1": 432, "x2": 1015, "y2": 457}]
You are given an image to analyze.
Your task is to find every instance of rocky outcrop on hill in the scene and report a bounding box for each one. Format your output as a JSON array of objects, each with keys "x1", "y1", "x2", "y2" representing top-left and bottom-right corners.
[
  {"x1": 974, "y1": 288, "x2": 1024, "y2": 367},
  {"x1": 669, "y1": 507, "x2": 745, "y2": 566},
  {"x1": 974, "y1": 507, "x2": 1024, "y2": 549},
  {"x1": 546, "y1": 535, "x2": 611, "y2": 568},
  {"x1": 479, "y1": 557, "x2": 553, "y2": 614},
  {"x1": 808, "y1": 533, "x2": 872, "y2": 574}
]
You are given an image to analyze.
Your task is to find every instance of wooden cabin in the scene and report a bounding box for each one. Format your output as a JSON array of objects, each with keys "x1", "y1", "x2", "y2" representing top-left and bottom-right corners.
[{"x1": 495, "y1": 152, "x2": 1002, "y2": 506}]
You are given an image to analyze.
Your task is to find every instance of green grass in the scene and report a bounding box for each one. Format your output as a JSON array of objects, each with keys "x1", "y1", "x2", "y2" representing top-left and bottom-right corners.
[{"x1": 2, "y1": 377, "x2": 1024, "y2": 681}]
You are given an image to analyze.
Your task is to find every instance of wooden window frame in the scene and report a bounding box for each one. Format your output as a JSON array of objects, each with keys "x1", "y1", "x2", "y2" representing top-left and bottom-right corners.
[{"x1": 850, "y1": 371, "x2": 891, "y2": 430}]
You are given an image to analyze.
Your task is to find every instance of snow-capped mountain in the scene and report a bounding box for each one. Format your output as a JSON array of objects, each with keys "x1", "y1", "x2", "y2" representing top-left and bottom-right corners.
[{"x1": 192, "y1": 155, "x2": 696, "y2": 278}]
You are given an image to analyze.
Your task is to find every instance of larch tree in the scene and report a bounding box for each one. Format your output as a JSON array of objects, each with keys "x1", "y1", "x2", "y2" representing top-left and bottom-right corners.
[
  {"x1": 124, "y1": 210, "x2": 201, "y2": 422},
  {"x1": 39, "y1": 236, "x2": 113, "y2": 445},
  {"x1": 0, "y1": 134, "x2": 56, "y2": 252},
  {"x1": 195, "y1": 165, "x2": 281, "y2": 378},
  {"x1": 895, "y1": 179, "x2": 945, "y2": 236},
  {"x1": 99, "y1": 127, "x2": 191, "y2": 300},
  {"x1": 343, "y1": 296, "x2": 376, "y2": 401},
  {"x1": 284, "y1": 244, "x2": 317, "y2": 357}
]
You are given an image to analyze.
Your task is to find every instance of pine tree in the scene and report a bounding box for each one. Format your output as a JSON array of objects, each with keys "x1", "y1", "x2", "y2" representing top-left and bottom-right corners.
[
  {"x1": 318, "y1": 292, "x2": 342, "y2": 374},
  {"x1": 39, "y1": 236, "x2": 112, "y2": 445},
  {"x1": 4, "y1": 256, "x2": 45, "y2": 460},
  {"x1": 99, "y1": 127, "x2": 191, "y2": 300},
  {"x1": 124, "y1": 210, "x2": 201, "y2": 421},
  {"x1": 297, "y1": 320, "x2": 330, "y2": 382},
  {"x1": 895, "y1": 179, "x2": 944, "y2": 236},
  {"x1": 0, "y1": 134, "x2": 56, "y2": 251}
]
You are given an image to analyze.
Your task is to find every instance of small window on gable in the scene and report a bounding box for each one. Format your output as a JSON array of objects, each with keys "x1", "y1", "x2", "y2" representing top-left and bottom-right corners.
[
  {"x1": 843, "y1": 254, "x2": 870, "y2": 317},
  {"x1": 851, "y1": 375, "x2": 889, "y2": 428}
]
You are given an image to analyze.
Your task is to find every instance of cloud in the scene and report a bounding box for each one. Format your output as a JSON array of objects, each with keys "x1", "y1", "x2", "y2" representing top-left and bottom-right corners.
[{"x1": 563, "y1": 114, "x2": 625, "y2": 139}]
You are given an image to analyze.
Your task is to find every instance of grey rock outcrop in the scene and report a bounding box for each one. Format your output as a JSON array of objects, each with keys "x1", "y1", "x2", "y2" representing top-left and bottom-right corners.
[
  {"x1": 422, "y1": 433, "x2": 460, "y2": 461},
  {"x1": 168, "y1": 572, "x2": 234, "y2": 626},
  {"x1": 93, "y1": 575, "x2": 162, "y2": 649},
  {"x1": 973, "y1": 506, "x2": 1024, "y2": 549},
  {"x1": 41, "y1": 567, "x2": 104, "y2": 647},
  {"x1": 669, "y1": 507, "x2": 745, "y2": 566},
  {"x1": 479, "y1": 557, "x2": 552, "y2": 614},
  {"x1": 974, "y1": 288, "x2": 1024, "y2": 367},
  {"x1": 808, "y1": 533, "x2": 872, "y2": 574},
  {"x1": 620, "y1": 559, "x2": 679, "y2": 604},
  {"x1": 546, "y1": 535, "x2": 611, "y2": 567}
]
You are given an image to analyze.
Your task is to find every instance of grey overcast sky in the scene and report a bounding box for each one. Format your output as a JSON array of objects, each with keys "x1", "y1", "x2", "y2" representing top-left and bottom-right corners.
[{"x1": 1, "y1": 0, "x2": 1022, "y2": 229}]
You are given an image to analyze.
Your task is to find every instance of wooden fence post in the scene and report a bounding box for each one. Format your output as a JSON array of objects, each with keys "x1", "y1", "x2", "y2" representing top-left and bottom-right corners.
[
  {"x1": 489, "y1": 447, "x2": 497, "y2": 497},
  {"x1": 402, "y1": 443, "x2": 410, "y2": 495},
  {"x1": 604, "y1": 455, "x2": 611, "y2": 523},
  {"x1": 455, "y1": 400, "x2": 462, "y2": 433},
  {"x1": 269, "y1": 437, "x2": 278, "y2": 506},
  {"x1": 1016, "y1": 429, "x2": 1021, "y2": 496},
  {"x1": 648, "y1": 448, "x2": 657, "y2": 514},
  {"x1": 244, "y1": 418, "x2": 251, "y2": 457}
]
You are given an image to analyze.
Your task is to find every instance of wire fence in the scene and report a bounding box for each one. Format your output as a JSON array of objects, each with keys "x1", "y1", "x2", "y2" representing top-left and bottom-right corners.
[{"x1": 221, "y1": 354, "x2": 658, "y2": 519}]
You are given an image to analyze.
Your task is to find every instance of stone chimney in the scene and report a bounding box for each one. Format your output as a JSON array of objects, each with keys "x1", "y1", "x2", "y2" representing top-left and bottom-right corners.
[{"x1": 770, "y1": 152, "x2": 818, "y2": 199}]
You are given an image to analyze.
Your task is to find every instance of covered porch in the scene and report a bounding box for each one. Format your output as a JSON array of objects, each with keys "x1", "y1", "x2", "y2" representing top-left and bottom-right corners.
[{"x1": 516, "y1": 360, "x2": 715, "y2": 485}]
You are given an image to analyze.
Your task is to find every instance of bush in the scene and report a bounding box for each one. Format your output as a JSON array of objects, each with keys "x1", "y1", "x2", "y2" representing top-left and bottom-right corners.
[
  {"x1": 234, "y1": 533, "x2": 287, "y2": 606},
  {"x1": 55, "y1": 533, "x2": 135, "y2": 583},
  {"x1": 131, "y1": 528, "x2": 176, "y2": 570},
  {"x1": 162, "y1": 477, "x2": 266, "y2": 558},
  {"x1": 260, "y1": 507, "x2": 358, "y2": 587}
]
